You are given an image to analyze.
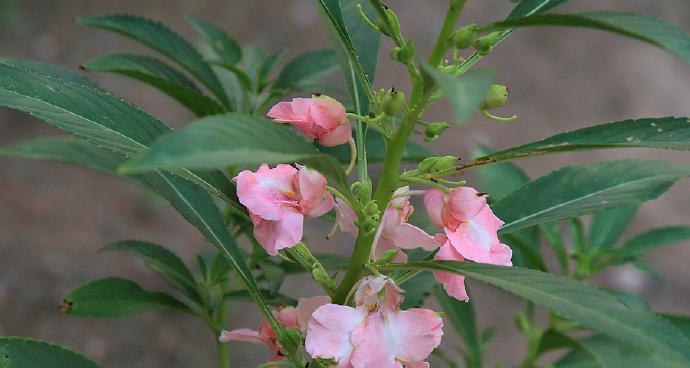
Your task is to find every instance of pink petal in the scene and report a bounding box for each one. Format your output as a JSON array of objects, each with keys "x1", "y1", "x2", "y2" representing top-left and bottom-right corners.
[
  {"x1": 267, "y1": 98, "x2": 313, "y2": 124},
  {"x1": 335, "y1": 198, "x2": 358, "y2": 235},
  {"x1": 433, "y1": 243, "x2": 469, "y2": 301},
  {"x1": 253, "y1": 210, "x2": 304, "y2": 256},
  {"x1": 309, "y1": 95, "x2": 346, "y2": 130},
  {"x1": 318, "y1": 121, "x2": 352, "y2": 147},
  {"x1": 386, "y1": 223, "x2": 438, "y2": 251},
  {"x1": 373, "y1": 237, "x2": 408, "y2": 263},
  {"x1": 295, "y1": 165, "x2": 334, "y2": 218},
  {"x1": 274, "y1": 307, "x2": 299, "y2": 329},
  {"x1": 405, "y1": 362, "x2": 430, "y2": 368},
  {"x1": 490, "y1": 243, "x2": 513, "y2": 266},
  {"x1": 305, "y1": 304, "x2": 368, "y2": 366},
  {"x1": 447, "y1": 186, "x2": 487, "y2": 221},
  {"x1": 295, "y1": 295, "x2": 331, "y2": 331},
  {"x1": 235, "y1": 164, "x2": 297, "y2": 221},
  {"x1": 424, "y1": 189, "x2": 446, "y2": 228},
  {"x1": 219, "y1": 328, "x2": 263, "y2": 345},
  {"x1": 445, "y1": 205, "x2": 504, "y2": 264}
]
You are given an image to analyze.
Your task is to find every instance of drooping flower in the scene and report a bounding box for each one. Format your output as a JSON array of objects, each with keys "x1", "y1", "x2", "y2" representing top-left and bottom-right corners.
[
  {"x1": 220, "y1": 296, "x2": 330, "y2": 362},
  {"x1": 235, "y1": 164, "x2": 334, "y2": 255},
  {"x1": 432, "y1": 234, "x2": 469, "y2": 301},
  {"x1": 334, "y1": 187, "x2": 436, "y2": 262},
  {"x1": 306, "y1": 275, "x2": 443, "y2": 368},
  {"x1": 267, "y1": 94, "x2": 352, "y2": 147},
  {"x1": 424, "y1": 187, "x2": 512, "y2": 265}
]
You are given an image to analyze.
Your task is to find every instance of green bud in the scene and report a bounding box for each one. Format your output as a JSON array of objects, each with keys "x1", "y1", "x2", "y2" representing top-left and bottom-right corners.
[
  {"x1": 312, "y1": 264, "x2": 336, "y2": 291},
  {"x1": 474, "y1": 32, "x2": 501, "y2": 54},
  {"x1": 364, "y1": 201, "x2": 379, "y2": 217},
  {"x1": 390, "y1": 40, "x2": 415, "y2": 64},
  {"x1": 352, "y1": 180, "x2": 372, "y2": 203},
  {"x1": 377, "y1": 249, "x2": 400, "y2": 264},
  {"x1": 361, "y1": 216, "x2": 379, "y2": 235},
  {"x1": 382, "y1": 90, "x2": 406, "y2": 116},
  {"x1": 431, "y1": 155, "x2": 459, "y2": 172},
  {"x1": 424, "y1": 122, "x2": 450, "y2": 142},
  {"x1": 377, "y1": 18, "x2": 391, "y2": 36},
  {"x1": 452, "y1": 23, "x2": 478, "y2": 50},
  {"x1": 416, "y1": 156, "x2": 437, "y2": 174},
  {"x1": 481, "y1": 84, "x2": 509, "y2": 110}
]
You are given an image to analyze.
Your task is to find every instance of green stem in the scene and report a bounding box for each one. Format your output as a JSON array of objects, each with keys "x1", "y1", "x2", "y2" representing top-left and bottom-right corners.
[
  {"x1": 428, "y1": 0, "x2": 466, "y2": 67},
  {"x1": 216, "y1": 282, "x2": 232, "y2": 368}
]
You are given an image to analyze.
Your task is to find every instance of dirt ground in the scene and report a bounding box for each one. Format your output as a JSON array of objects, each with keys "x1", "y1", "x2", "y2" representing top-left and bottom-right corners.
[{"x1": 1, "y1": 1, "x2": 689, "y2": 367}]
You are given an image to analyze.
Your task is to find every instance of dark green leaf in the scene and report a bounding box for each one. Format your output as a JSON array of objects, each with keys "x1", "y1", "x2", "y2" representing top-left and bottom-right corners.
[
  {"x1": 536, "y1": 328, "x2": 578, "y2": 354},
  {"x1": 186, "y1": 16, "x2": 242, "y2": 65},
  {"x1": 273, "y1": 50, "x2": 338, "y2": 91},
  {"x1": 381, "y1": 261, "x2": 690, "y2": 365},
  {"x1": 610, "y1": 226, "x2": 690, "y2": 262},
  {"x1": 322, "y1": 130, "x2": 431, "y2": 163},
  {"x1": 435, "y1": 285, "x2": 483, "y2": 367},
  {"x1": 223, "y1": 290, "x2": 297, "y2": 307},
  {"x1": 0, "y1": 337, "x2": 100, "y2": 368},
  {"x1": 399, "y1": 272, "x2": 435, "y2": 309},
  {"x1": 575, "y1": 334, "x2": 686, "y2": 368},
  {"x1": 82, "y1": 53, "x2": 224, "y2": 116},
  {"x1": 663, "y1": 314, "x2": 690, "y2": 339},
  {"x1": 0, "y1": 58, "x2": 96, "y2": 87},
  {"x1": 493, "y1": 160, "x2": 690, "y2": 234},
  {"x1": 604, "y1": 288, "x2": 649, "y2": 311},
  {"x1": 62, "y1": 277, "x2": 190, "y2": 318},
  {"x1": 589, "y1": 204, "x2": 638, "y2": 252},
  {"x1": 258, "y1": 49, "x2": 285, "y2": 87},
  {"x1": 474, "y1": 144, "x2": 530, "y2": 201},
  {"x1": 258, "y1": 261, "x2": 285, "y2": 296},
  {"x1": 102, "y1": 240, "x2": 200, "y2": 303},
  {"x1": 508, "y1": 0, "x2": 568, "y2": 18},
  {"x1": 475, "y1": 117, "x2": 690, "y2": 166},
  {"x1": 77, "y1": 14, "x2": 229, "y2": 105},
  {"x1": 482, "y1": 13, "x2": 690, "y2": 65},
  {"x1": 421, "y1": 64, "x2": 495, "y2": 124}
]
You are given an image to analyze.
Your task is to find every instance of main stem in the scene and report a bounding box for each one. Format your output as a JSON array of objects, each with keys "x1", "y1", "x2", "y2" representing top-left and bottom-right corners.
[{"x1": 216, "y1": 282, "x2": 231, "y2": 368}]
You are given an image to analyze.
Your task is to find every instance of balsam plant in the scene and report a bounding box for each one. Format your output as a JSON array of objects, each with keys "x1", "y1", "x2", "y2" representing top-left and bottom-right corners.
[{"x1": 2, "y1": 0, "x2": 690, "y2": 367}]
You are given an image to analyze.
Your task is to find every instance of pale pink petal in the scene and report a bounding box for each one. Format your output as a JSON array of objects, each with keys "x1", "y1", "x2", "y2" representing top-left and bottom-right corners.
[
  {"x1": 405, "y1": 362, "x2": 430, "y2": 368},
  {"x1": 490, "y1": 243, "x2": 513, "y2": 266},
  {"x1": 305, "y1": 304, "x2": 367, "y2": 366},
  {"x1": 267, "y1": 98, "x2": 313, "y2": 124},
  {"x1": 219, "y1": 328, "x2": 263, "y2": 345},
  {"x1": 335, "y1": 198, "x2": 358, "y2": 235},
  {"x1": 373, "y1": 237, "x2": 408, "y2": 263},
  {"x1": 349, "y1": 312, "x2": 399, "y2": 368},
  {"x1": 354, "y1": 275, "x2": 388, "y2": 310},
  {"x1": 309, "y1": 95, "x2": 346, "y2": 130},
  {"x1": 445, "y1": 205, "x2": 503, "y2": 264},
  {"x1": 295, "y1": 295, "x2": 331, "y2": 331},
  {"x1": 318, "y1": 121, "x2": 352, "y2": 147},
  {"x1": 433, "y1": 243, "x2": 469, "y2": 301},
  {"x1": 295, "y1": 165, "x2": 335, "y2": 217},
  {"x1": 259, "y1": 320, "x2": 280, "y2": 352},
  {"x1": 274, "y1": 307, "x2": 299, "y2": 329},
  {"x1": 235, "y1": 164, "x2": 297, "y2": 221},
  {"x1": 387, "y1": 223, "x2": 438, "y2": 251},
  {"x1": 447, "y1": 186, "x2": 487, "y2": 221},
  {"x1": 253, "y1": 210, "x2": 304, "y2": 255},
  {"x1": 424, "y1": 189, "x2": 446, "y2": 228}
]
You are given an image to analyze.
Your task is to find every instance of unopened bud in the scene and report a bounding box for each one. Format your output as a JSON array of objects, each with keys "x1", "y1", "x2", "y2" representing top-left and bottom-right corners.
[
  {"x1": 364, "y1": 201, "x2": 379, "y2": 217},
  {"x1": 431, "y1": 156, "x2": 459, "y2": 172},
  {"x1": 482, "y1": 84, "x2": 509, "y2": 110},
  {"x1": 474, "y1": 32, "x2": 501, "y2": 54},
  {"x1": 390, "y1": 40, "x2": 415, "y2": 64},
  {"x1": 377, "y1": 18, "x2": 391, "y2": 36},
  {"x1": 352, "y1": 180, "x2": 372, "y2": 203},
  {"x1": 312, "y1": 264, "x2": 336, "y2": 291},
  {"x1": 361, "y1": 216, "x2": 379, "y2": 235},
  {"x1": 382, "y1": 90, "x2": 405, "y2": 116},
  {"x1": 424, "y1": 122, "x2": 450, "y2": 141},
  {"x1": 416, "y1": 157, "x2": 437, "y2": 174},
  {"x1": 452, "y1": 24, "x2": 478, "y2": 50}
]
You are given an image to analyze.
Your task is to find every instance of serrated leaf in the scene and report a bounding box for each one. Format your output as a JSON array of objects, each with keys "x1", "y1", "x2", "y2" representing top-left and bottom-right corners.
[
  {"x1": 570, "y1": 335, "x2": 686, "y2": 368},
  {"x1": 381, "y1": 261, "x2": 690, "y2": 365},
  {"x1": 0, "y1": 58, "x2": 96, "y2": 87},
  {"x1": 273, "y1": 49, "x2": 338, "y2": 91},
  {"x1": 435, "y1": 285, "x2": 483, "y2": 368},
  {"x1": 588, "y1": 204, "x2": 638, "y2": 252},
  {"x1": 482, "y1": 12, "x2": 690, "y2": 65},
  {"x1": 475, "y1": 117, "x2": 690, "y2": 166},
  {"x1": 186, "y1": 16, "x2": 242, "y2": 65},
  {"x1": 120, "y1": 113, "x2": 349, "y2": 192},
  {"x1": 82, "y1": 53, "x2": 224, "y2": 116},
  {"x1": 0, "y1": 337, "x2": 100, "y2": 368},
  {"x1": 493, "y1": 160, "x2": 690, "y2": 234},
  {"x1": 609, "y1": 226, "x2": 690, "y2": 262},
  {"x1": 62, "y1": 277, "x2": 190, "y2": 318},
  {"x1": 102, "y1": 240, "x2": 200, "y2": 303},
  {"x1": 421, "y1": 64, "x2": 495, "y2": 124},
  {"x1": 77, "y1": 14, "x2": 230, "y2": 106}
]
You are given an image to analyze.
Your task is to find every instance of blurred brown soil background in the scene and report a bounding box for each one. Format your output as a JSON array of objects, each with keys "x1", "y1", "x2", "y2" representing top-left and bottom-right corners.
[{"x1": 1, "y1": 1, "x2": 689, "y2": 367}]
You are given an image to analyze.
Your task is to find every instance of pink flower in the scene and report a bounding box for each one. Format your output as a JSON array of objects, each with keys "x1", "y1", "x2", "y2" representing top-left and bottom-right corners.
[
  {"x1": 235, "y1": 164, "x2": 334, "y2": 255},
  {"x1": 432, "y1": 234, "x2": 469, "y2": 301},
  {"x1": 267, "y1": 94, "x2": 352, "y2": 147},
  {"x1": 306, "y1": 275, "x2": 443, "y2": 368},
  {"x1": 424, "y1": 187, "x2": 512, "y2": 266},
  {"x1": 220, "y1": 296, "x2": 330, "y2": 362},
  {"x1": 335, "y1": 187, "x2": 436, "y2": 262}
]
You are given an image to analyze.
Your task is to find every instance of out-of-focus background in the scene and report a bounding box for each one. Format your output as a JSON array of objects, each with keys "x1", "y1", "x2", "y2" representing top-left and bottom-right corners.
[{"x1": 1, "y1": 0, "x2": 689, "y2": 367}]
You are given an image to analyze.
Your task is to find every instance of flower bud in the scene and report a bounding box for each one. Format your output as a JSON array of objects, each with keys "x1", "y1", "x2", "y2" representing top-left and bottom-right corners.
[
  {"x1": 431, "y1": 155, "x2": 459, "y2": 172},
  {"x1": 452, "y1": 24, "x2": 478, "y2": 50},
  {"x1": 481, "y1": 84, "x2": 509, "y2": 110},
  {"x1": 382, "y1": 90, "x2": 405, "y2": 116},
  {"x1": 361, "y1": 216, "x2": 379, "y2": 235},
  {"x1": 390, "y1": 40, "x2": 415, "y2": 64},
  {"x1": 312, "y1": 264, "x2": 336, "y2": 291},
  {"x1": 424, "y1": 122, "x2": 450, "y2": 141},
  {"x1": 474, "y1": 32, "x2": 501, "y2": 54},
  {"x1": 377, "y1": 18, "x2": 391, "y2": 36},
  {"x1": 416, "y1": 157, "x2": 437, "y2": 174},
  {"x1": 351, "y1": 180, "x2": 372, "y2": 203},
  {"x1": 364, "y1": 201, "x2": 379, "y2": 217}
]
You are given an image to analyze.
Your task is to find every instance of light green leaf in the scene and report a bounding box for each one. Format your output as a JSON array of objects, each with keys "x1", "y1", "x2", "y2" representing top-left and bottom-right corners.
[
  {"x1": 273, "y1": 50, "x2": 338, "y2": 91},
  {"x1": 482, "y1": 12, "x2": 690, "y2": 65},
  {"x1": 588, "y1": 204, "x2": 638, "y2": 252},
  {"x1": 0, "y1": 58, "x2": 96, "y2": 87},
  {"x1": 0, "y1": 337, "x2": 100, "y2": 368},
  {"x1": 435, "y1": 285, "x2": 483, "y2": 368},
  {"x1": 186, "y1": 16, "x2": 242, "y2": 65},
  {"x1": 102, "y1": 240, "x2": 200, "y2": 303},
  {"x1": 421, "y1": 64, "x2": 494, "y2": 124},
  {"x1": 120, "y1": 113, "x2": 349, "y2": 191},
  {"x1": 610, "y1": 226, "x2": 690, "y2": 262},
  {"x1": 62, "y1": 277, "x2": 190, "y2": 318},
  {"x1": 77, "y1": 14, "x2": 230, "y2": 106},
  {"x1": 493, "y1": 160, "x2": 690, "y2": 234},
  {"x1": 83, "y1": 53, "x2": 224, "y2": 116},
  {"x1": 474, "y1": 117, "x2": 690, "y2": 166},
  {"x1": 258, "y1": 49, "x2": 286, "y2": 87},
  {"x1": 381, "y1": 261, "x2": 690, "y2": 365}
]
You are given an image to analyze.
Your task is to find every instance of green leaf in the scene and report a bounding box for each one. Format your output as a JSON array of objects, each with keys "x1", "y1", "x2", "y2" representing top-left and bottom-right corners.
[
  {"x1": 573, "y1": 335, "x2": 686, "y2": 368},
  {"x1": 186, "y1": 16, "x2": 242, "y2": 65},
  {"x1": 120, "y1": 113, "x2": 349, "y2": 191},
  {"x1": 508, "y1": 0, "x2": 568, "y2": 18},
  {"x1": 663, "y1": 314, "x2": 690, "y2": 338},
  {"x1": 62, "y1": 277, "x2": 190, "y2": 318},
  {"x1": 604, "y1": 288, "x2": 649, "y2": 311},
  {"x1": 482, "y1": 12, "x2": 690, "y2": 65},
  {"x1": 0, "y1": 58, "x2": 96, "y2": 87},
  {"x1": 588, "y1": 204, "x2": 638, "y2": 252},
  {"x1": 0, "y1": 337, "x2": 100, "y2": 368},
  {"x1": 536, "y1": 328, "x2": 578, "y2": 355},
  {"x1": 82, "y1": 53, "x2": 224, "y2": 116},
  {"x1": 609, "y1": 226, "x2": 690, "y2": 262},
  {"x1": 0, "y1": 62, "x2": 238, "y2": 207},
  {"x1": 258, "y1": 49, "x2": 286, "y2": 87},
  {"x1": 381, "y1": 261, "x2": 690, "y2": 365},
  {"x1": 240, "y1": 45, "x2": 267, "y2": 90},
  {"x1": 475, "y1": 117, "x2": 690, "y2": 166},
  {"x1": 399, "y1": 272, "x2": 435, "y2": 309},
  {"x1": 102, "y1": 240, "x2": 200, "y2": 303},
  {"x1": 273, "y1": 50, "x2": 338, "y2": 91},
  {"x1": 258, "y1": 261, "x2": 286, "y2": 296},
  {"x1": 321, "y1": 130, "x2": 431, "y2": 163},
  {"x1": 493, "y1": 160, "x2": 690, "y2": 234},
  {"x1": 421, "y1": 64, "x2": 495, "y2": 124},
  {"x1": 435, "y1": 285, "x2": 483, "y2": 368},
  {"x1": 76, "y1": 14, "x2": 230, "y2": 106},
  {"x1": 223, "y1": 290, "x2": 297, "y2": 307}
]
